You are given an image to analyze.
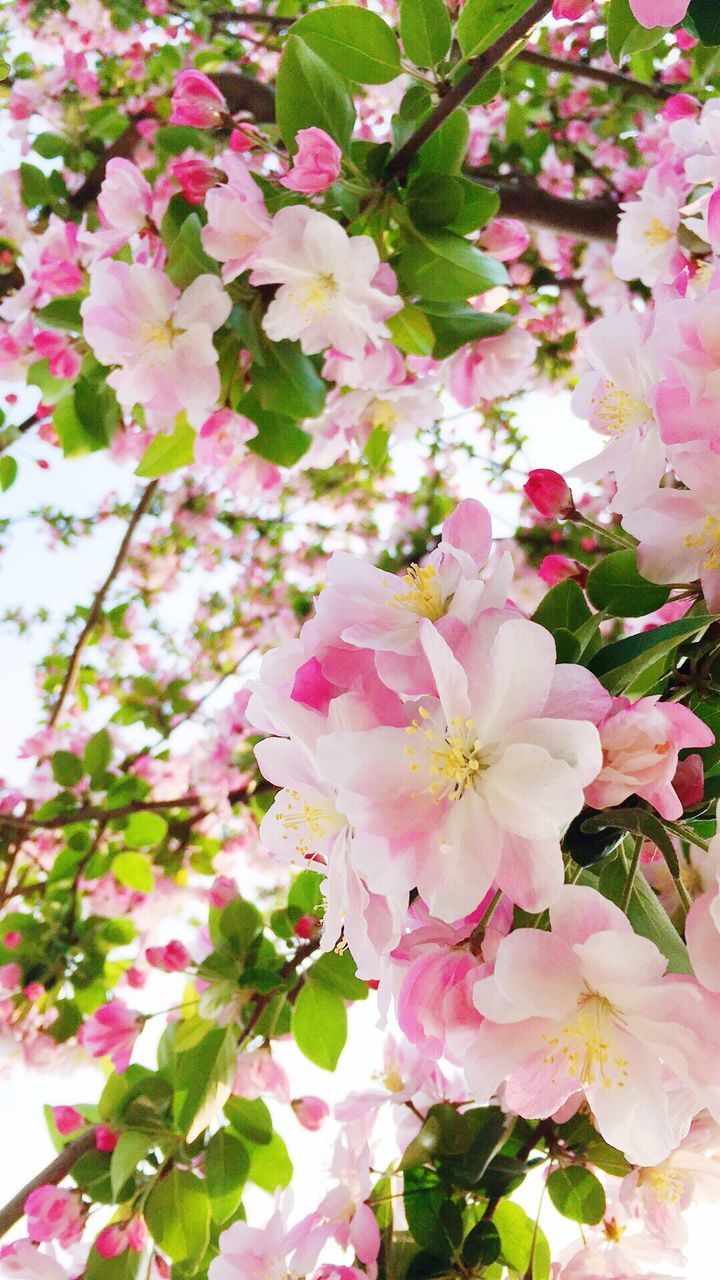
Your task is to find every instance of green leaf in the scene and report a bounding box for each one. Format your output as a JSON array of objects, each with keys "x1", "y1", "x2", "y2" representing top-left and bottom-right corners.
[
  {"x1": 51, "y1": 751, "x2": 84, "y2": 788},
  {"x1": 595, "y1": 861, "x2": 692, "y2": 974},
  {"x1": 403, "y1": 1168, "x2": 456, "y2": 1258},
  {"x1": 422, "y1": 300, "x2": 513, "y2": 358},
  {"x1": 276, "y1": 36, "x2": 355, "y2": 153},
  {"x1": 206, "y1": 1129, "x2": 250, "y2": 1223},
  {"x1": 581, "y1": 807, "x2": 680, "y2": 878},
  {"x1": 584, "y1": 1139, "x2": 632, "y2": 1178},
  {"x1": 288, "y1": 869, "x2": 324, "y2": 915},
  {"x1": 164, "y1": 212, "x2": 217, "y2": 288},
  {"x1": 20, "y1": 162, "x2": 52, "y2": 209},
  {"x1": 387, "y1": 303, "x2": 436, "y2": 356},
  {"x1": 457, "y1": 0, "x2": 532, "y2": 59},
  {"x1": 110, "y1": 1130, "x2": 151, "y2": 1198},
  {"x1": 219, "y1": 897, "x2": 263, "y2": 959},
  {"x1": 112, "y1": 852, "x2": 154, "y2": 893},
  {"x1": 448, "y1": 180, "x2": 500, "y2": 235},
  {"x1": 74, "y1": 376, "x2": 121, "y2": 450},
  {"x1": 586, "y1": 549, "x2": 669, "y2": 618},
  {"x1": 225, "y1": 1096, "x2": 273, "y2": 1145},
  {"x1": 36, "y1": 295, "x2": 84, "y2": 333},
  {"x1": 364, "y1": 425, "x2": 390, "y2": 471},
  {"x1": 532, "y1": 579, "x2": 591, "y2": 637},
  {"x1": 248, "y1": 1130, "x2": 293, "y2": 1192},
  {"x1": 173, "y1": 1026, "x2": 237, "y2": 1141},
  {"x1": 395, "y1": 228, "x2": 508, "y2": 302},
  {"x1": 290, "y1": 6, "x2": 402, "y2": 83},
  {"x1": 588, "y1": 614, "x2": 714, "y2": 694},
  {"x1": 408, "y1": 174, "x2": 465, "y2": 229},
  {"x1": 309, "y1": 947, "x2": 368, "y2": 1000},
  {"x1": 124, "y1": 811, "x2": 168, "y2": 848},
  {"x1": 136, "y1": 415, "x2": 196, "y2": 478},
  {"x1": 690, "y1": 0, "x2": 720, "y2": 44},
  {"x1": 546, "y1": 1166, "x2": 606, "y2": 1225},
  {"x1": 145, "y1": 1169, "x2": 211, "y2": 1263},
  {"x1": 85, "y1": 1248, "x2": 147, "y2": 1280},
  {"x1": 253, "y1": 339, "x2": 327, "y2": 419},
  {"x1": 462, "y1": 1221, "x2": 501, "y2": 1268},
  {"x1": 412, "y1": 110, "x2": 469, "y2": 176},
  {"x1": 292, "y1": 981, "x2": 347, "y2": 1069},
  {"x1": 400, "y1": 0, "x2": 452, "y2": 66},
  {"x1": 83, "y1": 729, "x2": 112, "y2": 778},
  {"x1": 607, "y1": 0, "x2": 664, "y2": 61},
  {"x1": 241, "y1": 393, "x2": 312, "y2": 466},
  {"x1": 494, "y1": 1200, "x2": 551, "y2": 1280},
  {"x1": 0, "y1": 457, "x2": 17, "y2": 492}
]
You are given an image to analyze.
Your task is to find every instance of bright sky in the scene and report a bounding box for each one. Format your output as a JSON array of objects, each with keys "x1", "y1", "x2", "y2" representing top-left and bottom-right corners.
[{"x1": 0, "y1": 392, "x2": 716, "y2": 1273}]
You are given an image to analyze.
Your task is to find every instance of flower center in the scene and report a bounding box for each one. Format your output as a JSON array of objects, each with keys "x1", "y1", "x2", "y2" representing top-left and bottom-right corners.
[
  {"x1": 276, "y1": 789, "x2": 344, "y2": 857},
  {"x1": 406, "y1": 709, "x2": 491, "y2": 801},
  {"x1": 684, "y1": 513, "x2": 720, "y2": 571},
  {"x1": 542, "y1": 989, "x2": 629, "y2": 1089},
  {"x1": 289, "y1": 273, "x2": 338, "y2": 315},
  {"x1": 641, "y1": 1165, "x2": 688, "y2": 1204},
  {"x1": 371, "y1": 398, "x2": 400, "y2": 432},
  {"x1": 590, "y1": 381, "x2": 648, "y2": 436},
  {"x1": 643, "y1": 217, "x2": 674, "y2": 246},
  {"x1": 140, "y1": 320, "x2": 176, "y2": 351},
  {"x1": 391, "y1": 564, "x2": 446, "y2": 621}
]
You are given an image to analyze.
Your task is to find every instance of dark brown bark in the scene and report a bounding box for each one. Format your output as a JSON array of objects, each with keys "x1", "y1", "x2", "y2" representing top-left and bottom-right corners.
[
  {"x1": 519, "y1": 48, "x2": 673, "y2": 99},
  {"x1": 0, "y1": 1128, "x2": 97, "y2": 1239}
]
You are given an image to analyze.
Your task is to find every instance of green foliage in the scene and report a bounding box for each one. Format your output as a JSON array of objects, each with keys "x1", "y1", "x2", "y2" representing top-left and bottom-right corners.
[
  {"x1": 136, "y1": 415, "x2": 196, "y2": 478},
  {"x1": 145, "y1": 1169, "x2": 211, "y2": 1262},
  {"x1": 253, "y1": 339, "x2": 327, "y2": 420},
  {"x1": 52, "y1": 750, "x2": 84, "y2": 787},
  {"x1": 400, "y1": 0, "x2": 452, "y2": 67},
  {"x1": 173, "y1": 1026, "x2": 237, "y2": 1140},
  {"x1": 395, "y1": 229, "x2": 508, "y2": 302},
  {"x1": 588, "y1": 615, "x2": 715, "y2": 694},
  {"x1": 690, "y1": 0, "x2": 720, "y2": 44},
  {"x1": 457, "y1": 0, "x2": 532, "y2": 59},
  {"x1": 586, "y1": 549, "x2": 670, "y2": 618},
  {"x1": 164, "y1": 212, "x2": 218, "y2": 288},
  {"x1": 225, "y1": 1096, "x2": 273, "y2": 1145},
  {"x1": 124, "y1": 811, "x2": 169, "y2": 848},
  {"x1": 607, "y1": 0, "x2": 664, "y2": 62},
  {"x1": 292, "y1": 980, "x2": 347, "y2": 1069},
  {"x1": 0, "y1": 456, "x2": 17, "y2": 492},
  {"x1": 206, "y1": 1129, "x2": 250, "y2": 1223},
  {"x1": 421, "y1": 301, "x2": 513, "y2": 358},
  {"x1": 290, "y1": 6, "x2": 402, "y2": 83},
  {"x1": 248, "y1": 1130, "x2": 293, "y2": 1192},
  {"x1": 276, "y1": 36, "x2": 355, "y2": 152},
  {"x1": 546, "y1": 1166, "x2": 606, "y2": 1225},
  {"x1": 112, "y1": 852, "x2": 154, "y2": 893}
]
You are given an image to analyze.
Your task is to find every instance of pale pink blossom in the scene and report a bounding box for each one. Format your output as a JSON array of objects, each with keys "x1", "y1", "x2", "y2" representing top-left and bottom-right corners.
[
  {"x1": 465, "y1": 885, "x2": 720, "y2": 1165},
  {"x1": 232, "y1": 1047, "x2": 290, "y2": 1103},
  {"x1": 318, "y1": 617, "x2": 602, "y2": 920},
  {"x1": 80, "y1": 1000, "x2": 142, "y2": 1072},
  {"x1": 201, "y1": 154, "x2": 272, "y2": 282},
  {"x1": 687, "y1": 811, "x2": 720, "y2": 993},
  {"x1": 630, "y1": 0, "x2": 690, "y2": 27},
  {"x1": 613, "y1": 168, "x2": 685, "y2": 288},
  {"x1": 480, "y1": 217, "x2": 530, "y2": 261},
  {"x1": 0, "y1": 1241, "x2": 71, "y2": 1280},
  {"x1": 24, "y1": 1186, "x2": 84, "y2": 1248},
  {"x1": 584, "y1": 695, "x2": 713, "y2": 819},
  {"x1": 280, "y1": 128, "x2": 342, "y2": 195},
  {"x1": 448, "y1": 326, "x2": 537, "y2": 405},
  {"x1": 81, "y1": 261, "x2": 231, "y2": 429},
  {"x1": 170, "y1": 70, "x2": 228, "y2": 128},
  {"x1": 648, "y1": 292, "x2": 720, "y2": 450},
  {"x1": 249, "y1": 206, "x2": 401, "y2": 358},
  {"x1": 209, "y1": 1198, "x2": 327, "y2": 1280},
  {"x1": 291, "y1": 1096, "x2": 330, "y2": 1130},
  {"x1": 97, "y1": 158, "x2": 153, "y2": 237}
]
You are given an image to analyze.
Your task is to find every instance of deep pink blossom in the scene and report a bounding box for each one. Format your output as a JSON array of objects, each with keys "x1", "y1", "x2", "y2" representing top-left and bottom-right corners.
[
  {"x1": 170, "y1": 70, "x2": 228, "y2": 128},
  {"x1": 281, "y1": 127, "x2": 342, "y2": 194},
  {"x1": 81, "y1": 1001, "x2": 142, "y2": 1072},
  {"x1": 24, "y1": 1186, "x2": 84, "y2": 1248}
]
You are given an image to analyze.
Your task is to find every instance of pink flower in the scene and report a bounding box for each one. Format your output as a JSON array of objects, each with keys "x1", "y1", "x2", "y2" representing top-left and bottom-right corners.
[
  {"x1": 248, "y1": 206, "x2": 401, "y2": 358},
  {"x1": 538, "y1": 554, "x2": 585, "y2": 587},
  {"x1": 81, "y1": 1001, "x2": 142, "y2": 1072},
  {"x1": 201, "y1": 155, "x2": 272, "y2": 283},
  {"x1": 524, "y1": 469, "x2": 575, "y2": 519},
  {"x1": 95, "y1": 1225, "x2": 127, "y2": 1259},
  {"x1": 291, "y1": 1096, "x2": 330, "y2": 1130},
  {"x1": 232, "y1": 1047, "x2": 290, "y2": 1103},
  {"x1": 280, "y1": 128, "x2": 342, "y2": 195},
  {"x1": 81, "y1": 261, "x2": 231, "y2": 430},
  {"x1": 95, "y1": 1126, "x2": 119, "y2": 1152},
  {"x1": 194, "y1": 409, "x2": 255, "y2": 477},
  {"x1": 623, "y1": 451, "x2": 720, "y2": 611},
  {"x1": 51, "y1": 1106, "x2": 85, "y2": 1136},
  {"x1": 170, "y1": 70, "x2": 228, "y2": 128},
  {"x1": 319, "y1": 616, "x2": 602, "y2": 920},
  {"x1": 630, "y1": 0, "x2": 690, "y2": 27},
  {"x1": 466, "y1": 885, "x2": 720, "y2": 1165},
  {"x1": 24, "y1": 1186, "x2": 84, "y2": 1248},
  {"x1": 584, "y1": 695, "x2": 713, "y2": 819},
  {"x1": 448, "y1": 327, "x2": 537, "y2": 406},
  {"x1": 480, "y1": 217, "x2": 530, "y2": 261},
  {"x1": 170, "y1": 155, "x2": 221, "y2": 204},
  {"x1": 33, "y1": 331, "x2": 81, "y2": 381},
  {"x1": 209, "y1": 875, "x2": 238, "y2": 908},
  {"x1": 0, "y1": 962, "x2": 20, "y2": 992},
  {"x1": 0, "y1": 1241, "x2": 70, "y2": 1280},
  {"x1": 552, "y1": 0, "x2": 593, "y2": 16},
  {"x1": 145, "y1": 940, "x2": 190, "y2": 972},
  {"x1": 397, "y1": 948, "x2": 485, "y2": 1055},
  {"x1": 97, "y1": 158, "x2": 153, "y2": 236},
  {"x1": 612, "y1": 167, "x2": 685, "y2": 288}
]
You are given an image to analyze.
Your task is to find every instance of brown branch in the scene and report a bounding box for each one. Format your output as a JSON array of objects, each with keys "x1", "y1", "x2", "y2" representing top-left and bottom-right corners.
[
  {"x1": 47, "y1": 480, "x2": 159, "y2": 731},
  {"x1": 475, "y1": 174, "x2": 619, "y2": 241},
  {"x1": 209, "y1": 9, "x2": 288, "y2": 29},
  {"x1": 0, "y1": 782, "x2": 258, "y2": 832},
  {"x1": 0, "y1": 1127, "x2": 98, "y2": 1240},
  {"x1": 385, "y1": 0, "x2": 553, "y2": 182},
  {"x1": 519, "y1": 48, "x2": 673, "y2": 99}
]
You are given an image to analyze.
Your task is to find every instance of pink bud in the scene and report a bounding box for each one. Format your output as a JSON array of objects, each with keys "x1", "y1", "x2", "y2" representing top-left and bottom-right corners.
[
  {"x1": 552, "y1": 0, "x2": 593, "y2": 17},
  {"x1": 538, "y1": 554, "x2": 587, "y2": 588},
  {"x1": 3, "y1": 931, "x2": 21, "y2": 949},
  {"x1": 95, "y1": 1224, "x2": 127, "y2": 1259},
  {"x1": 480, "y1": 217, "x2": 530, "y2": 262},
  {"x1": 210, "y1": 875, "x2": 238, "y2": 909},
  {"x1": 95, "y1": 1125, "x2": 120, "y2": 1153},
  {"x1": 524, "y1": 469, "x2": 575, "y2": 519},
  {"x1": 294, "y1": 914, "x2": 318, "y2": 939},
  {"x1": 280, "y1": 127, "x2": 342, "y2": 195},
  {"x1": 126, "y1": 966, "x2": 146, "y2": 989},
  {"x1": 661, "y1": 92, "x2": 699, "y2": 120},
  {"x1": 24, "y1": 982, "x2": 44, "y2": 1002},
  {"x1": 0, "y1": 963, "x2": 20, "y2": 992},
  {"x1": 291, "y1": 1096, "x2": 330, "y2": 1131},
  {"x1": 170, "y1": 70, "x2": 228, "y2": 128},
  {"x1": 675, "y1": 28, "x2": 697, "y2": 49},
  {"x1": 673, "y1": 753, "x2": 705, "y2": 809},
  {"x1": 52, "y1": 1106, "x2": 85, "y2": 1136},
  {"x1": 145, "y1": 940, "x2": 190, "y2": 972},
  {"x1": 170, "y1": 156, "x2": 222, "y2": 204},
  {"x1": 127, "y1": 1215, "x2": 149, "y2": 1253}
]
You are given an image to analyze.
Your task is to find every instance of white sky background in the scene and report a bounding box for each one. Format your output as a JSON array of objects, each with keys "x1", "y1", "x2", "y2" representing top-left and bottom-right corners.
[{"x1": 0, "y1": 393, "x2": 718, "y2": 1272}]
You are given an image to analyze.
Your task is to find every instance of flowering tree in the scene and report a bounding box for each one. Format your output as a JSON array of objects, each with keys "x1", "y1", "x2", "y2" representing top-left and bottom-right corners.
[{"x1": 6, "y1": 0, "x2": 720, "y2": 1275}]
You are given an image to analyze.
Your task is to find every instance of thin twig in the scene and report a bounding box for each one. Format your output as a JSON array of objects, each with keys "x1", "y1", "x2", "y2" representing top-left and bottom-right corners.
[
  {"x1": 385, "y1": 0, "x2": 553, "y2": 182},
  {"x1": 519, "y1": 48, "x2": 672, "y2": 99},
  {"x1": 47, "y1": 481, "x2": 159, "y2": 730}
]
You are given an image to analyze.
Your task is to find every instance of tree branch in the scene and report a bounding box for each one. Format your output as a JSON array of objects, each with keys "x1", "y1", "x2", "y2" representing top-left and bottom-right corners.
[
  {"x1": 47, "y1": 480, "x2": 159, "y2": 731},
  {"x1": 385, "y1": 0, "x2": 553, "y2": 182},
  {"x1": 0, "y1": 1127, "x2": 98, "y2": 1240},
  {"x1": 475, "y1": 173, "x2": 619, "y2": 241},
  {"x1": 519, "y1": 48, "x2": 673, "y2": 99}
]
